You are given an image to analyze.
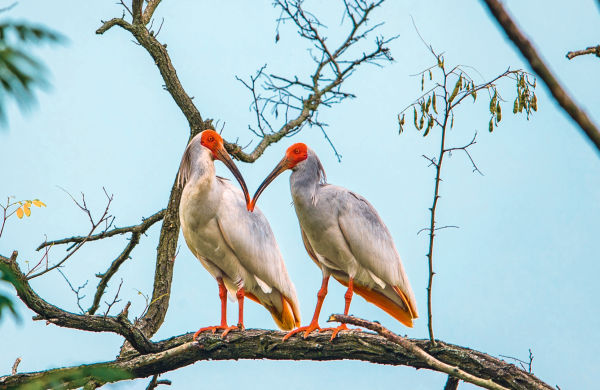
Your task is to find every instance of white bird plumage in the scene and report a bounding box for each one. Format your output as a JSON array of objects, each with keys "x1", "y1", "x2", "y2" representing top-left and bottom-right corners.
[
  {"x1": 178, "y1": 131, "x2": 300, "y2": 337},
  {"x1": 250, "y1": 143, "x2": 418, "y2": 340}
]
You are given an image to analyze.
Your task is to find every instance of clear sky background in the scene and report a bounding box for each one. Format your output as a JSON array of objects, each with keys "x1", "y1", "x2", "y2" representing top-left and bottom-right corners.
[{"x1": 1, "y1": 1, "x2": 599, "y2": 389}]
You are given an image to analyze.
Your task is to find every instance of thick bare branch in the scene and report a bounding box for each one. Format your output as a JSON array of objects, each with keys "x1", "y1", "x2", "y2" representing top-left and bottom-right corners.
[
  {"x1": 96, "y1": 19, "x2": 204, "y2": 134},
  {"x1": 96, "y1": 10, "x2": 215, "y2": 342},
  {"x1": 481, "y1": 0, "x2": 600, "y2": 153},
  {"x1": 143, "y1": 0, "x2": 163, "y2": 25},
  {"x1": 0, "y1": 327, "x2": 553, "y2": 390},
  {"x1": 566, "y1": 45, "x2": 600, "y2": 60},
  {"x1": 0, "y1": 252, "x2": 159, "y2": 354}
]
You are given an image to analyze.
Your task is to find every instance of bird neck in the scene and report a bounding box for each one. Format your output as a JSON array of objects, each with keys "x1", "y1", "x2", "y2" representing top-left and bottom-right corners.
[
  {"x1": 183, "y1": 146, "x2": 217, "y2": 195},
  {"x1": 290, "y1": 153, "x2": 325, "y2": 205}
]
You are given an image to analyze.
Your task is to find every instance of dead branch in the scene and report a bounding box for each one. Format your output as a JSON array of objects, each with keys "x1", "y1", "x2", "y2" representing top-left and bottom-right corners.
[
  {"x1": 37, "y1": 209, "x2": 165, "y2": 251},
  {"x1": 231, "y1": 0, "x2": 394, "y2": 162},
  {"x1": 103, "y1": 279, "x2": 123, "y2": 317},
  {"x1": 57, "y1": 268, "x2": 88, "y2": 314},
  {"x1": 27, "y1": 189, "x2": 115, "y2": 279},
  {"x1": 0, "y1": 252, "x2": 159, "y2": 354},
  {"x1": 331, "y1": 315, "x2": 547, "y2": 390},
  {"x1": 565, "y1": 44, "x2": 600, "y2": 60},
  {"x1": 145, "y1": 374, "x2": 171, "y2": 390},
  {"x1": 0, "y1": 326, "x2": 553, "y2": 390},
  {"x1": 11, "y1": 358, "x2": 21, "y2": 375},
  {"x1": 482, "y1": 0, "x2": 600, "y2": 152},
  {"x1": 444, "y1": 376, "x2": 460, "y2": 390}
]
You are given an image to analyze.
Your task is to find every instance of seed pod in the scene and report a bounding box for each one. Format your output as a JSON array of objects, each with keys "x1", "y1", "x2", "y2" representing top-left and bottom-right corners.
[
  {"x1": 419, "y1": 115, "x2": 424, "y2": 130},
  {"x1": 432, "y1": 93, "x2": 437, "y2": 113},
  {"x1": 513, "y1": 98, "x2": 518, "y2": 114},
  {"x1": 489, "y1": 118, "x2": 494, "y2": 132},
  {"x1": 413, "y1": 106, "x2": 418, "y2": 129},
  {"x1": 449, "y1": 78, "x2": 461, "y2": 103},
  {"x1": 426, "y1": 96, "x2": 431, "y2": 112},
  {"x1": 471, "y1": 88, "x2": 477, "y2": 102},
  {"x1": 429, "y1": 69, "x2": 432, "y2": 80},
  {"x1": 496, "y1": 103, "x2": 502, "y2": 122},
  {"x1": 532, "y1": 94, "x2": 538, "y2": 111},
  {"x1": 489, "y1": 90, "x2": 497, "y2": 114},
  {"x1": 423, "y1": 117, "x2": 434, "y2": 137},
  {"x1": 421, "y1": 74, "x2": 425, "y2": 91}
]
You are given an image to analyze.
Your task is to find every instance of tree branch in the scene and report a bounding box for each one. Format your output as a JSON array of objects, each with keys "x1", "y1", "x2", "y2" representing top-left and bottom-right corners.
[
  {"x1": 37, "y1": 209, "x2": 165, "y2": 251},
  {"x1": 228, "y1": 0, "x2": 394, "y2": 162},
  {"x1": 0, "y1": 327, "x2": 553, "y2": 390},
  {"x1": 96, "y1": 8, "x2": 215, "y2": 344},
  {"x1": 96, "y1": 18, "x2": 204, "y2": 135},
  {"x1": 0, "y1": 252, "x2": 159, "y2": 354},
  {"x1": 566, "y1": 45, "x2": 600, "y2": 60},
  {"x1": 481, "y1": 0, "x2": 600, "y2": 153}
]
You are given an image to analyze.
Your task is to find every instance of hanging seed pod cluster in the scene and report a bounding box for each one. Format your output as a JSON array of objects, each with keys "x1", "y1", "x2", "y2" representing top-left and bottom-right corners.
[{"x1": 398, "y1": 52, "x2": 538, "y2": 136}]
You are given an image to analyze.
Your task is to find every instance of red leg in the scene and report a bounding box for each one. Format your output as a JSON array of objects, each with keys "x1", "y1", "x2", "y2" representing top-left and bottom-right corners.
[
  {"x1": 329, "y1": 277, "x2": 355, "y2": 340},
  {"x1": 193, "y1": 278, "x2": 230, "y2": 340},
  {"x1": 283, "y1": 276, "x2": 330, "y2": 340},
  {"x1": 222, "y1": 287, "x2": 245, "y2": 337}
]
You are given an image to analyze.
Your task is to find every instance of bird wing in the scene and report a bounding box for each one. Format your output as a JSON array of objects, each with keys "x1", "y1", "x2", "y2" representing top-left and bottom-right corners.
[
  {"x1": 216, "y1": 179, "x2": 301, "y2": 328},
  {"x1": 336, "y1": 189, "x2": 418, "y2": 319}
]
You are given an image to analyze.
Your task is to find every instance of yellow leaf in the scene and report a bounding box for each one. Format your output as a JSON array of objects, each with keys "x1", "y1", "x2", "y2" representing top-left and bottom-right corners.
[
  {"x1": 24, "y1": 206, "x2": 31, "y2": 217},
  {"x1": 32, "y1": 200, "x2": 46, "y2": 208},
  {"x1": 16, "y1": 207, "x2": 23, "y2": 219},
  {"x1": 25, "y1": 200, "x2": 32, "y2": 207}
]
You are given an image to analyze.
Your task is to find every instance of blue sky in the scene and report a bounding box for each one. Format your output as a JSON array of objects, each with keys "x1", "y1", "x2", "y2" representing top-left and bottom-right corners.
[{"x1": 1, "y1": 1, "x2": 599, "y2": 389}]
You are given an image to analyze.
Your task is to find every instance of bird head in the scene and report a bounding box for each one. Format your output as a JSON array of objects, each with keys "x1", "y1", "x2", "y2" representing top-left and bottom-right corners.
[
  {"x1": 248, "y1": 143, "x2": 308, "y2": 212},
  {"x1": 200, "y1": 130, "x2": 251, "y2": 207}
]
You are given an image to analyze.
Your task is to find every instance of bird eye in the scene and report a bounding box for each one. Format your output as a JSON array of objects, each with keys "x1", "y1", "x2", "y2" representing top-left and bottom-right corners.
[
  {"x1": 294, "y1": 148, "x2": 300, "y2": 154},
  {"x1": 208, "y1": 136, "x2": 214, "y2": 142}
]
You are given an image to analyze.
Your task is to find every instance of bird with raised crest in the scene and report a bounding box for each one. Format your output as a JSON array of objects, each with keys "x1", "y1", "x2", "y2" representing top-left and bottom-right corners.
[
  {"x1": 249, "y1": 143, "x2": 418, "y2": 340},
  {"x1": 178, "y1": 130, "x2": 300, "y2": 338}
]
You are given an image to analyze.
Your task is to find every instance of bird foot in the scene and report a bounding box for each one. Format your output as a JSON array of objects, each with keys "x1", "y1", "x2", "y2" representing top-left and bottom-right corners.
[
  {"x1": 193, "y1": 324, "x2": 242, "y2": 340},
  {"x1": 282, "y1": 322, "x2": 321, "y2": 341},
  {"x1": 322, "y1": 324, "x2": 361, "y2": 341},
  {"x1": 220, "y1": 324, "x2": 242, "y2": 338}
]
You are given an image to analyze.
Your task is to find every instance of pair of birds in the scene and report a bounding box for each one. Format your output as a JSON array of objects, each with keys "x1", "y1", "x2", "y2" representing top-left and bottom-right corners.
[{"x1": 178, "y1": 130, "x2": 418, "y2": 340}]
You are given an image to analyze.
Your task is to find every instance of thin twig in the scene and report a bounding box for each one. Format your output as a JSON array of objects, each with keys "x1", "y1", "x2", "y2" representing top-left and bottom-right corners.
[
  {"x1": 566, "y1": 45, "x2": 600, "y2": 60},
  {"x1": 104, "y1": 279, "x2": 124, "y2": 317},
  {"x1": 11, "y1": 357, "x2": 21, "y2": 375},
  {"x1": 56, "y1": 268, "x2": 88, "y2": 314}
]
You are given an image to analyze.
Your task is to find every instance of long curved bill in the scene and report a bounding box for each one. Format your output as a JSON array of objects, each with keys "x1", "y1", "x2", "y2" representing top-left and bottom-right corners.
[
  {"x1": 215, "y1": 146, "x2": 251, "y2": 208},
  {"x1": 248, "y1": 157, "x2": 289, "y2": 212}
]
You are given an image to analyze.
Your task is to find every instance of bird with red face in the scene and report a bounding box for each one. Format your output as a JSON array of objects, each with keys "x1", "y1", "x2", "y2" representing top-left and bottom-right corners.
[
  {"x1": 178, "y1": 130, "x2": 300, "y2": 338},
  {"x1": 250, "y1": 143, "x2": 418, "y2": 340}
]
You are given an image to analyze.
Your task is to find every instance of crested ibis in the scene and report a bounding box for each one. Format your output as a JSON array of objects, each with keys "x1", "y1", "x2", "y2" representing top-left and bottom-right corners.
[
  {"x1": 178, "y1": 130, "x2": 301, "y2": 338},
  {"x1": 249, "y1": 143, "x2": 417, "y2": 340}
]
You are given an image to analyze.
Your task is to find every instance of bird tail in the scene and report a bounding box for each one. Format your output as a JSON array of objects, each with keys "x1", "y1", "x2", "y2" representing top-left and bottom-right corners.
[
  {"x1": 245, "y1": 291, "x2": 300, "y2": 331},
  {"x1": 333, "y1": 277, "x2": 418, "y2": 328}
]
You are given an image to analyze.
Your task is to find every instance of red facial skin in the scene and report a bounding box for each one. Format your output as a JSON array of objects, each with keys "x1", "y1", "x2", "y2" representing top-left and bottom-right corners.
[
  {"x1": 200, "y1": 130, "x2": 224, "y2": 159},
  {"x1": 284, "y1": 143, "x2": 308, "y2": 168},
  {"x1": 198, "y1": 129, "x2": 251, "y2": 207}
]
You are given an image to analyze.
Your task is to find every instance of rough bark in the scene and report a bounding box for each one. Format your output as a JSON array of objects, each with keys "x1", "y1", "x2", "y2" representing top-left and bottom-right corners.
[
  {"x1": 0, "y1": 252, "x2": 159, "y2": 354},
  {"x1": 0, "y1": 329, "x2": 552, "y2": 390}
]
